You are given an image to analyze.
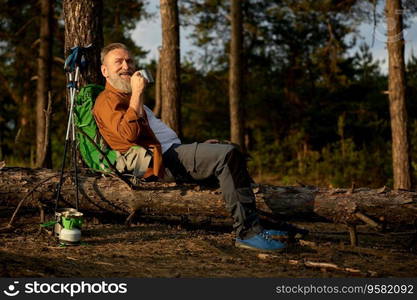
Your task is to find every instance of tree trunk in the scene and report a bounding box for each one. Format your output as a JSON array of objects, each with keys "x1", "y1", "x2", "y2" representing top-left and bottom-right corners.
[
  {"x1": 160, "y1": 0, "x2": 181, "y2": 136},
  {"x1": 386, "y1": 0, "x2": 411, "y2": 189},
  {"x1": 153, "y1": 47, "x2": 162, "y2": 117},
  {"x1": 35, "y1": 0, "x2": 53, "y2": 168},
  {"x1": 63, "y1": 0, "x2": 104, "y2": 87},
  {"x1": 229, "y1": 0, "x2": 245, "y2": 150},
  {"x1": 1, "y1": 168, "x2": 416, "y2": 227}
]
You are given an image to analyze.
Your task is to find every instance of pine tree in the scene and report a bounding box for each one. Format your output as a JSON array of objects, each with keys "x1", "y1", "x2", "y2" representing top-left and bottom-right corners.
[
  {"x1": 160, "y1": 0, "x2": 182, "y2": 135},
  {"x1": 229, "y1": 0, "x2": 244, "y2": 149},
  {"x1": 386, "y1": 0, "x2": 411, "y2": 189},
  {"x1": 63, "y1": 0, "x2": 104, "y2": 86},
  {"x1": 35, "y1": 0, "x2": 54, "y2": 168}
]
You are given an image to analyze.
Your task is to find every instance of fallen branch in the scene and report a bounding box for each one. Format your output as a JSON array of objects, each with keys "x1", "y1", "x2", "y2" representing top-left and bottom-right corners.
[
  {"x1": 355, "y1": 212, "x2": 381, "y2": 229},
  {"x1": 288, "y1": 259, "x2": 371, "y2": 276},
  {"x1": 305, "y1": 261, "x2": 361, "y2": 273},
  {"x1": 0, "y1": 173, "x2": 62, "y2": 231},
  {"x1": 0, "y1": 167, "x2": 417, "y2": 228}
]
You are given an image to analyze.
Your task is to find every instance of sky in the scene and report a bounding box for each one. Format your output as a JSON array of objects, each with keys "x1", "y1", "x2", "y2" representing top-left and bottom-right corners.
[
  {"x1": 131, "y1": 1, "x2": 417, "y2": 74},
  {"x1": 349, "y1": 9, "x2": 417, "y2": 73},
  {"x1": 131, "y1": 1, "x2": 196, "y2": 64}
]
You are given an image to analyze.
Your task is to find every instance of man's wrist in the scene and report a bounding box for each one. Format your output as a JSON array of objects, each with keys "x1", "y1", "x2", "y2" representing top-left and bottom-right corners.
[
  {"x1": 130, "y1": 93, "x2": 144, "y2": 116},
  {"x1": 131, "y1": 89, "x2": 144, "y2": 98}
]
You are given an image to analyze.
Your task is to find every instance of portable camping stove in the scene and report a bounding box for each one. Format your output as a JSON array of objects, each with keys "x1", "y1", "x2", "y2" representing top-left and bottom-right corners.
[{"x1": 54, "y1": 208, "x2": 83, "y2": 245}]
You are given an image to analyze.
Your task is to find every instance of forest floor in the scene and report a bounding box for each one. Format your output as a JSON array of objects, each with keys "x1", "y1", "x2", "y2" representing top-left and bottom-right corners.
[{"x1": 0, "y1": 210, "x2": 416, "y2": 278}]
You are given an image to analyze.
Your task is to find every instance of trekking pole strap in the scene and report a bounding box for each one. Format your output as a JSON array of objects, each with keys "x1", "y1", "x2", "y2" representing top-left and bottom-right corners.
[{"x1": 64, "y1": 45, "x2": 91, "y2": 73}]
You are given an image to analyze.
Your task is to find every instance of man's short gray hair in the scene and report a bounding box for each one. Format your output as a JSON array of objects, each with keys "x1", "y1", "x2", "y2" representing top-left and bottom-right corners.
[{"x1": 100, "y1": 43, "x2": 129, "y2": 64}]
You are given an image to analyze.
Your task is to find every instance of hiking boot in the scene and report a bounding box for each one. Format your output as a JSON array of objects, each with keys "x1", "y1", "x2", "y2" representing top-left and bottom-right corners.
[
  {"x1": 263, "y1": 229, "x2": 289, "y2": 239},
  {"x1": 235, "y1": 232, "x2": 287, "y2": 251}
]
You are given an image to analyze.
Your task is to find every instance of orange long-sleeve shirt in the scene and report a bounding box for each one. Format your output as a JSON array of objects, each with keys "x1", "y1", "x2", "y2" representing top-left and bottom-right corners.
[{"x1": 93, "y1": 82, "x2": 163, "y2": 178}]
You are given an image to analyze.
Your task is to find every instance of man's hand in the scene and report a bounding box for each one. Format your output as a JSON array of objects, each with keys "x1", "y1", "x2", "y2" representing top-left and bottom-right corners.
[
  {"x1": 130, "y1": 71, "x2": 147, "y2": 116},
  {"x1": 130, "y1": 71, "x2": 147, "y2": 96}
]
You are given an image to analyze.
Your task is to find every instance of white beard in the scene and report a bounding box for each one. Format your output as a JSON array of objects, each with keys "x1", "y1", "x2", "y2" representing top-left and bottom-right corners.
[{"x1": 108, "y1": 74, "x2": 131, "y2": 93}]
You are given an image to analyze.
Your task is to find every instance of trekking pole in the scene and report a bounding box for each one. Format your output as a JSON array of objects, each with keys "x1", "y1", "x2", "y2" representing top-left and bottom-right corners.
[
  {"x1": 55, "y1": 69, "x2": 78, "y2": 211},
  {"x1": 55, "y1": 133, "x2": 69, "y2": 211},
  {"x1": 71, "y1": 67, "x2": 80, "y2": 211},
  {"x1": 55, "y1": 46, "x2": 90, "y2": 212}
]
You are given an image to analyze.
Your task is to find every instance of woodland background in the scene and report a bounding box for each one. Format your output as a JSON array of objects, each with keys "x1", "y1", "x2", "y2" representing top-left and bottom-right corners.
[{"x1": 1, "y1": 0, "x2": 417, "y2": 189}]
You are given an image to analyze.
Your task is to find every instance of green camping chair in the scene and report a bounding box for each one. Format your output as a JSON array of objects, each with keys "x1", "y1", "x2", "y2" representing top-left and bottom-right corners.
[{"x1": 74, "y1": 84, "x2": 117, "y2": 172}]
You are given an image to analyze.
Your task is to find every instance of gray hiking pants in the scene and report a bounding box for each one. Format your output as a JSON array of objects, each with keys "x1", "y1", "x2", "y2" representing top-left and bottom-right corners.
[{"x1": 163, "y1": 143, "x2": 263, "y2": 239}]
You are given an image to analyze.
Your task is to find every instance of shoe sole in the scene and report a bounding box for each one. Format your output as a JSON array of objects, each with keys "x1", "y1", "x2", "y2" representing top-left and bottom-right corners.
[{"x1": 235, "y1": 242, "x2": 287, "y2": 252}]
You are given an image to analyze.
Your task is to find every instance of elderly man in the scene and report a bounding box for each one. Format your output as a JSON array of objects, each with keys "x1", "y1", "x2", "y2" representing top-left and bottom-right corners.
[{"x1": 93, "y1": 43, "x2": 287, "y2": 251}]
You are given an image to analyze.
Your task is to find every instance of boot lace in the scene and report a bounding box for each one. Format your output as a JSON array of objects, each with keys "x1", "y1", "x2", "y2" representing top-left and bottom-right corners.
[{"x1": 260, "y1": 231, "x2": 274, "y2": 243}]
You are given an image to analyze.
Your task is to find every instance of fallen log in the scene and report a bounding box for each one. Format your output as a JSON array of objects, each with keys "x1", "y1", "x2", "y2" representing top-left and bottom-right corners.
[{"x1": 0, "y1": 167, "x2": 416, "y2": 227}]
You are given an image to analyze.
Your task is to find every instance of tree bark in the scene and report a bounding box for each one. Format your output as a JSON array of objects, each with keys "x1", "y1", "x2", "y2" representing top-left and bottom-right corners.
[
  {"x1": 386, "y1": 0, "x2": 411, "y2": 189},
  {"x1": 63, "y1": 0, "x2": 104, "y2": 87},
  {"x1": 1, "y1": 168, "x2": 416, "y2": 227},
  {"x1": 160, "y1": 0, "x2": 181, "y2": 136},
  {"x1": 35, "y1": 0, "x2": 53, "y2": 168},
  {"x1": 153, "y1": 47, "x2": 162, "y2": 117},
  {"x1": 229, "y1": 0, "x2": 245, "y2": 151}
]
